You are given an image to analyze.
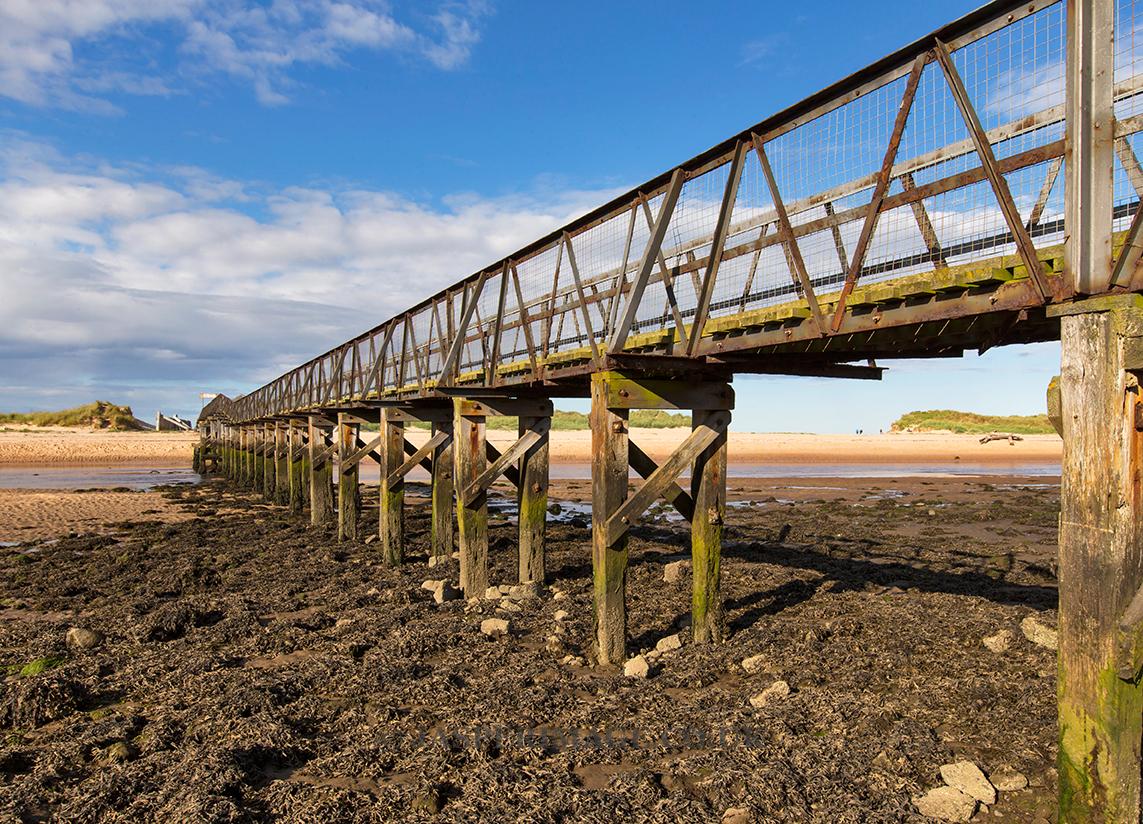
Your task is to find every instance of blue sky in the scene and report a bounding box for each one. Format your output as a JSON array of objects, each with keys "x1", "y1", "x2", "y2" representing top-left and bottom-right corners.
[{"x1": 0, "y1": 0, "x2": 1060, "y2": 433}]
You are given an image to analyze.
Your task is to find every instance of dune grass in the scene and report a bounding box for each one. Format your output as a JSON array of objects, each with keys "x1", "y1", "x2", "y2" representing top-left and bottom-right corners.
[
  {"x1": 0, "y1": 401, "x2": 145, "y2": 431},
  {"x1": 891, "y1": 409, "x2": 1054, "y2": 435}
]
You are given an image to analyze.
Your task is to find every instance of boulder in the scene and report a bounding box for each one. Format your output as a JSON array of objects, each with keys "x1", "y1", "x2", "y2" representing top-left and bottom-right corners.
[
  {"x1": 663, "y1": 560, "x2": 691, "y2": 583},
  {"x1": 913, "y1": 786, "x2": 977, "y2": 822},
  {"x1": 624, "y1": 655, "x2": 650, "y2": 679},
  {"x1": 480, "y1": 618, "x2": 510, "y2": 637},
  {"x1": 989, "y1": 765, "x2": 1028, "y2": 792},
  {"x1": 940, "y1": 761, "x2": 996, "y2": 805},
  {"x1": 65, "y1": 627, "x2": 104, "y2": 651},
  {"x1": 656, "y1": 633, "x2": 683, "y2": 653},
  {"x1": 749, "y1": 680, "x2": 790, "y2": 708},
  {"x1": 741, "y1": 654, "x2": 766, "y2": 674},
  {"x1": 982, "y1": 629, "x2": 1013, "y2": 654},
  {"x1": 1021, "y1": 615, "x2": 1058, "y2": 650}
]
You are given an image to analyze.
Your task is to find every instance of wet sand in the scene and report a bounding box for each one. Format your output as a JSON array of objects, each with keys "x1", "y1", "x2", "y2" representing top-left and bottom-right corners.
[{"x1": 0, "y1": 429, "x2": 198, "y2": 465}]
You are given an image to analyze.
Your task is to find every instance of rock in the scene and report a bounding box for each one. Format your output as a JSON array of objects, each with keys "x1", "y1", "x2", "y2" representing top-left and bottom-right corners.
[
  {"x1": 553, "y1": 590, "x2": 568, "y2": 601},
  {"x1": 105, "y1": 741, "x2": 133, "y2": 763},
  {"x1": 545, "y1": 635, "x2": 565, "y2": 654},
  {"x1": 426, "y1": 555, "x2": 440, "y2": 567},
  {"x1": 940, "y1": 761, "x2": 996, "y2": 805},
  {"x1": 663, "y1": 560, "x2": 691, "y2": 583},
  {"x1": 1021, "y1": 615, "x2": 1058, "y2": 650},
  {"x1": 913, "y1": 786, "x2": 977, "y2": 821},
  {"x1": 481, "y1": 618, "x2": 510, "y2": 637},
  {"x1": 748, "y1": 680, "x2": 790, "y2": 708},
  {"x1": 624, "y1": 655, "x2": 650, "y2": 679},
  {"x1": 497, "y1": 585, "x2": 513, "y2": 595},
  {"x1": 483, "y1": 586, "x2": 501, "y2": 600},
  {"x1": 363, "y1": 533, "x2": 377, "y2": 545},
  {"x1": 741, "y1": 654, "x2": 766, "y2": 674},
  {"x1": 65, "y1": 627, "x2": 104, "y2": 650},
  {"x1": 988, "y1": 765, "x2": 1028, "y2": 792},
  {"x1": 656, "y1": 633, "x2": 683, "y2": 653},
  {"x1": 722, "y1": 808, "x2": 751, "y2": 824},
  {"x1": 411, "y1": 787, "x2": 444, "y2": 814},
  {"x1": 553, "y1": 610, "x2": 570, "y2": 622},
  {"x1": 421, "y1": 579, "x2": 445, "y2": 592},
  {"x1": 508, "y1": 581, "x2": 542, "y2": 600},
  {"x1": 498, "y1": 600, "x2": 522, "y2": 613},
  {"x1": 560, "y1": 654, "x2": 585, "y2": 668},
  {"x1": 982, "y1": 629, "x2": 1013, "y2": 654},
  {"x1": 433, "y1": 582, "x2": 461, "y2": 604}
]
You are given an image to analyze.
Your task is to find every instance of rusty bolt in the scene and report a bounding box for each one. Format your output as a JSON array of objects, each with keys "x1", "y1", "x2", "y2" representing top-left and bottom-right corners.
[
  {"x1": 531, "y1": 482, "x2": 543, "y2": 493},
  {"x1": 619, "y1": 389, "x2": 629, "y2": 398},
  {"x1": 612, "y1": 421, "x2": 624, "y2": 433}
]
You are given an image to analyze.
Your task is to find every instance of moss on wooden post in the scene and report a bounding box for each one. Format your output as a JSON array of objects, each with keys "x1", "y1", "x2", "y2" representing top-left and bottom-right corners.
[
  {"x1": 430, "y1": 419, "x2": 455, "y2": 567},
  {"x1": 380, "y1": 408, "x2": 405, "y2": 565},
  {"x1": 288, "y1": 421, "x2": 306, "y2": 514},
  {"x1": 517, "y1": 414, "x2": 549, "y2": 584},
  {"x1": 337, "y1": 414, "x2": 360, "y2": 542},
  {"x1": 691, "y1": 408, "x2": 728, "y2": 644},
  {"x1": 308, "y1": 416, "x2": 334, "y2": 526},
  {"x1": 1057, "y1": 301, "x2": 1143, "y2": 821},
  {"x1": 590, "y1": 374, "x2": 629, "y2": 666},
  {"x1": 262, "y1": 423, "x2": 275, "y2": 500},
  {"x1": 454, "y1": 399, "x2": 489, "y2": 597},
  {"x1": 274, "y1": 421, "x2": 290, "y2": 505}
]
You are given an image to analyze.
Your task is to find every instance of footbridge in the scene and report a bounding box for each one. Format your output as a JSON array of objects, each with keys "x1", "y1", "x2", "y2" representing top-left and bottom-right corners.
[{"x1": 198, "y1": 1, "x2": 1143, "y2": 817}]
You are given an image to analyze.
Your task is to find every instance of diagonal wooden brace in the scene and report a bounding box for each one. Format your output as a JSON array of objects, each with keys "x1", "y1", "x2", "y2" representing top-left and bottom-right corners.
[
  {"x1": 629, "y1": 440, "x2": 694, "y2": 522},
  {"x1": 462, "y1": 421, "x2": 549, "y2": 506},
  {"x1": 387, "y1": 430, "x2": 450, "y2": 487},
  {"x1": 341, "y1": 435, "x2": 382, "y2": 471},
  {"x1": 310, "y1": 443, "x2": 337, "y2": 470},
  {"x1": 485, "y1": 442, "x2": 521, "y2": 488},
  {"x1": 604, "y1": 410, "x2": 730, "y2": 545}
]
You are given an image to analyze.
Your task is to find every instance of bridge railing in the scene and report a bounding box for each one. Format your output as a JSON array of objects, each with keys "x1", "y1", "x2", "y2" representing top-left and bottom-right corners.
[{"x1": 232, "y1": 0, "x2": 1143, "y2": 422}]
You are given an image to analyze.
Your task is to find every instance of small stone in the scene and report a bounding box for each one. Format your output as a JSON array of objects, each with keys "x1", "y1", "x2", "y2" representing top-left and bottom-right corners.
[
  {"x1": 411, "y1": 787, "x2": 444, "y2": 814},
  {"x1": 748, "y1": 680, "x2": 790, "y2": 708},
  {"x1": 983, "y1": 629, "x2": 1013, "y2": 654},
  {"x1": 426, "y1": 554, "x2": 440, "y2": 566},
  {"x1": 105, "y1": 742, "x2": 133, "y2": 763},
  {"x1": 497, "y1": 585, "x2": 513, "y2": 595},
  {"x1": 624, "y1": 655, "x2": 650, "y2": 678},
  {"x1": 508, "y1": 581, "x2": 542, "y2": 600},
  {"x1": 545, "y1": 635, "x2": 565, "y2": 654},
  {"x1": 66, "y1": 627, "x2": 104, "y2": 650},
  {"x1": 498, "y1": 600, "x2": 522, "y2": 613},
  {"x1": 741, "y1": 654, "x2": 766, "y2": 674},
  {"x1": 553, "y1": 610, "x2": 570, "y2": 622},
  {"x1": 722, "y1": 808, "x2": 751, "y2": 824},
  {"x1": 663, "y1": 560, "x2": 691, "y2": 583},
  {"x1": 365, "y1": 587, "x2": 380, "y2": 597},
  {"x1": 481, "y1": 618, "x2": 510, "y2": 637},
  {"x1": 553, "y1": 590, "x2": 568, "y2": 601},
  {"x1": 940, "y1": 761, "x2": 997, "y2": 805},
  {"x1": 988, "y1": 765, "x2": 1028, "y2": 792},
  {"x1": 913, "y1": 786, "x2": 977, "y2": 821},
  {"x1": 422, "y1": 579, "x2": 445, "y2": 592},
  {"x1": 483, "y1": 586, "x2": 501, "y2": 600},
  {"x1": 560, "y1": 654, "x2": 585, "y2": 668},
  {"x1": 363, "y1": 534, "x2": 377, "y2": 545},
  {"x1": 656, "y1": 633, "x2": 683, "y2": 653},
  {"x1": 433, "y1": 582, "x2": 461, "y2": 604},
  {"x1": 451, "y1": 551, "x2": 461, "y2": 560},
  {"x1": 1021, "y1": 615, "x2": 1058, "y2": 650}
]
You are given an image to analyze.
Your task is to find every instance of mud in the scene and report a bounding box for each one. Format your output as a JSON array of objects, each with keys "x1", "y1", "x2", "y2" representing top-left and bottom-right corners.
[{"x1": 0, "y1": 476, "x2": 1061, "y2": 822}]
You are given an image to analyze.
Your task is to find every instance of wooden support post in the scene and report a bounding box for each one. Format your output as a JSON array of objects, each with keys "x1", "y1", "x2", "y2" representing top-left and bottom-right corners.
[
  {"x1": 237, "y1": 428, "x2": 248, "y2": 485},
  {"x1": 1054, "y1": 298, "x2": 1143, "y2": 821},
  {"x1": 691, "y1": 408, "x2": 728, "y2": 644},
  {"x1": 337, "y1": 413, "x2": 360, "y2": 542},
  {"x1": 245, "y1": 428, "x2": 256, "y2": 487},
  {"x1": 308, "y1": 416, "x2": 334, "y2": 526},
  {"x1": 590, "y1": 375, "x2": 629, "y2": 666},
  {"x1": 274, "y1": 421, "x2": 289, "y2": 505},
  {"x1": 262, "y1": 423, "x2": 274, "y2": 500},
  {"x1": 288, "y1": 421, "x2": 306, "y2": 514},
  {"x1": 430, "y1": 420, "x2": 455, "y2": 567},
  {"x1": 251, "y1": 425, "x2": 263, "y2": 491},
  {"x1": 380, "y1": 408, "x2": 405, "y2": 565},
  {"x1": 454, "y1": 399, "x2": 489, "y2": 596},
  {"x1": 517, "y1": 413, "x2": 549, "y2": 584}
]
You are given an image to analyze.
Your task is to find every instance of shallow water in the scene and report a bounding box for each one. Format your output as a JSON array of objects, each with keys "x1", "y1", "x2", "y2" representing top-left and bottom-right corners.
[{"x1": 0, "y1": 465, "x2": 200, "y2": 490}]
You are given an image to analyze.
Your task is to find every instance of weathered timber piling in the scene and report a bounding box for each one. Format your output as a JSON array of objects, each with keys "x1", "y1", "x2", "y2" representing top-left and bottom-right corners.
[
  {"x1": 308, "y1": 415, "x2": 335, "y2": 525},
  {"x1": 288, "y1": 420, "x2": 306, "y2": 514},
  {"x1": 430, "y1": 419, "x2": 455, "y2": 567},
  {"x1": 380, "y1": 407, "x2": 406, "y2": 564},
  {"x1": 252, "y1": 425, "x2": 264, "y2": 492},
  {"x1": 589, "y1": 371, "x2": 732, "y2": 665},
  {"x1": 1053, "y1": 297, "x2": 1143, "y2": 820},
  {"x1": 261, "y1": 423, "x2": 275, "y2": 500},
  {"x1": 452, "y1": 398, "x2": 553, "y2": 597},
  {"x1": 274, "y1": 421, "x2": 290, "y2": 505},
  {"x1": 337, "y1": 413, "x2": 361, "y2": 541}
]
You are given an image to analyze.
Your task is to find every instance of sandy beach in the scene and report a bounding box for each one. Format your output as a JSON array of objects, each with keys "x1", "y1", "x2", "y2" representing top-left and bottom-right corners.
[{"x1": 0, "y1": 426, "x2": 1061, "y2": 466}]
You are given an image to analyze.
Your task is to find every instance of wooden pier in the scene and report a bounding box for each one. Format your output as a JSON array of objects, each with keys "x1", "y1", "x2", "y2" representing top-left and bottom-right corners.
[{"x1": 195, "y1": 0, "x2": 1143, "y2": 818}]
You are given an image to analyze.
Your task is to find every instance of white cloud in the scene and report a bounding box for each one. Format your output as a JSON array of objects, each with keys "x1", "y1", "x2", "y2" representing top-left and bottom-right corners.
[
  {"x1": 0, "y1": 139, "x2": 618, "y2": 418},
  {"x1": 0, "y1": 0, "x2": 490, "y2": 110}
]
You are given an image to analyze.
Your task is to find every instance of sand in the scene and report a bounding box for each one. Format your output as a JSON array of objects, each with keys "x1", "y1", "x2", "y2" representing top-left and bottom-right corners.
[
  {"x1": 0, "y1": 488, "x2": 195, "y2": 542},
  {"x1": 0, "y1": 426, "x2": 1060, "y2": 467},
  {"x1": 0, "y1": 428, "x2": 198, "y2": 465}
]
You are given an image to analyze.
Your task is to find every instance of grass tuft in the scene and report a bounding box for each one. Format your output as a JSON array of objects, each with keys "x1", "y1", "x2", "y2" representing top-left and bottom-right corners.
[{"x1": 891, "y1": 409, "x2": 1054, "y2": 435}]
